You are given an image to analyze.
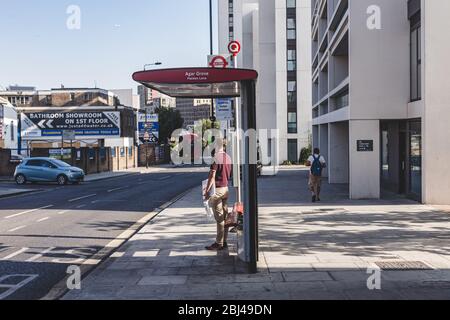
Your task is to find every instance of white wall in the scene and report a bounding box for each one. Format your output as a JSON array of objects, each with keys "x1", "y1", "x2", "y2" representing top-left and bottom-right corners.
[
  {"x1": 0, "y1": 102, "x2": 18, "y2": 150},
  {"x1": 349, "y1": 0, "x2": 410, "y2": 120},
  {"x1": 329, "y1": 122, "x2": 349, "y2": 184},
  {"x1": 422, "y1": 0, "x2": 450, "y2": 205},
  {"x1": 349, "y1": 120, "x2": 380, "y2": 199}
]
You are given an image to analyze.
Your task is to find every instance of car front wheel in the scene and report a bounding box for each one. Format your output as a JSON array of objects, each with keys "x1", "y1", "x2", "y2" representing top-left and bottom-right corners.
[
  {"x1": 15, "y1": 174, "x2": 27, "y2": 185},
  {"x1": 57, "y1": 175, "x2": 68, "y2": 186}
]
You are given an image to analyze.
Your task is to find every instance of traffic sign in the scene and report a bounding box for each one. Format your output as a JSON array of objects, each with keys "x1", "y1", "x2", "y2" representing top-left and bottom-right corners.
[
  {"x1": 228, "y1": 41, "x2": 241, "y2": 57},
  {"x1": 209, "y1": 55, "x2": 229, "y2": 68}
]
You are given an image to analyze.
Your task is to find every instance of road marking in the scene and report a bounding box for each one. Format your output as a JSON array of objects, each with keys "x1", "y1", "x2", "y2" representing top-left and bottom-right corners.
[
  {"x1": 26, "y1": 247, "x2": 56, "y2": 262},
  {"x1": 57, "y1": 210, "x2": 70, "y2": 215},
  {"x1": 158, "y1": 176, "x2": 171, "y2": 181},
  {"x1": 42, "y1": 187, "x2": 193, "y2": 301},
  {"x1": 5, "y1": 205, "x2": 54, "y2": 219},
  {"x1": 107, "y1": 186, "x2": 129, "y2": 193},
  {"x1": 37, "y1": 217, "x2": 50, "y2": 223},
  {"x1": 1, "y1": 248, "x2": 29, "y2": 261},
  {"x1": 138, "y1": 181, "x2": 147, "y2": 185},
  {"x1": 0, "y1": 274, "x2": 39, "y2": 300},
  {"x1": 68, "y1": 194, "x2": 96, "y2": 202},
  {"x1": 76, "y1": 204, "x2": 87, "y2": 209},
  {"x1": 8, "y1": 226, "x2": 26, "y2": 233}
]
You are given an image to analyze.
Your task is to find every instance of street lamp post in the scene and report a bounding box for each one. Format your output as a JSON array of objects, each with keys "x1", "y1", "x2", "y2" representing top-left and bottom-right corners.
[
  {"x1": 143, "y1": 62, "x2": 162, "y2": 70},
  {"x1": 209, "y1": 0, "x2": 213, "y2": 55}
]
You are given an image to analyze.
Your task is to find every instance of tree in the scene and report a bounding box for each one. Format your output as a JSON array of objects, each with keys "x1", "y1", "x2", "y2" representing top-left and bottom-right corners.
[
  {"x1": 155, "y1": 106, "x2": 184, "y2": 145},
  {"x1": 194, "y1": 118, "x2": 220, "y2": 148}
]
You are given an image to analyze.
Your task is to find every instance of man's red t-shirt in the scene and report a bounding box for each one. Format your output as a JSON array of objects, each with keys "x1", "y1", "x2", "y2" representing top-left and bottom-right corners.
[{"x1": 211, "y1": 151, "x2": 232, "y2": 188}]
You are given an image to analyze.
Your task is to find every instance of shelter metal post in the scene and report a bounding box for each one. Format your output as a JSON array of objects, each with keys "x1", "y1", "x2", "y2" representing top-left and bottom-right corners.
[{"x1": 242, "y1": 80, "x2": 259, "y2": 274}]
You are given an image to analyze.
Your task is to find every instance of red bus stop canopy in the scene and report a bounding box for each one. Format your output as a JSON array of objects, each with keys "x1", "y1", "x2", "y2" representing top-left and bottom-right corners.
[{"x1": 132, "y1": 67, "x2": 258, "y2": 98}]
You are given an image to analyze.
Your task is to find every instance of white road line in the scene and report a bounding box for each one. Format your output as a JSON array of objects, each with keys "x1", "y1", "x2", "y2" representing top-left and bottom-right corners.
[
  {"x1": 68, "y1": 194, "x2": 96, "y2": 202},
  {"x1": 0, "y1": 274, "x2": 39, "y2": 300},
  {"x1": 8, "y1": 226, "x2": 27, "y2": 233},
  {"x1": 158, "y1": 176, "x2": 171, "y2": 181},
  {"x1": 107, "y1": 186, "x2": 129, "y2": 193},
  {"x1": 26, "y1": 247, "x2": 56, "y2": 262},
  {"x1": 76, "y1": 204, "x2": 87, "y2": 209},
  {"x1": 57, "y1": 210, "x2": 70, "y2": 215},
  {"x1": 37, "y1": 217, "x2": 49, "y2": 223},
  {"x1": 1, "y1": 248, "x2": 29, "y2": 261},
  {"x1": 5, "y1": 205, "x2": 54, "y2": 219}
]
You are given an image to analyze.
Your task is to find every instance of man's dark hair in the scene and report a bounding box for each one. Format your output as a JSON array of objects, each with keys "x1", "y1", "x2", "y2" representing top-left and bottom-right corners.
[{"x1": 314, "y1": 148, "x2": 320, "y2": 154}]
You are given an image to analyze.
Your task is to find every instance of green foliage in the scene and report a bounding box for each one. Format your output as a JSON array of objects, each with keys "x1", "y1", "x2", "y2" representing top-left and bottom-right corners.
[
  {"x1": 282, "y1": 160, "x2": 293, "y2": 166},
  {"x1": 155, "y1": 106, "x2": 184, "y2": 145},
  {"x1": 194, "y1": 118, "x2": 221, "y2": 148},
  {"x1": 299, "y1": 145, "x2": 312, "y2": 165}
]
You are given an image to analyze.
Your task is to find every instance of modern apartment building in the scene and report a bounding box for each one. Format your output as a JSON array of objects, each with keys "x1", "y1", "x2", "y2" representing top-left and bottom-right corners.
[
  {"x1": 176, "y1": 98, "x2": 212, "y2": 128},
  {"x1": 137, "y1": 85, "x2": 176, "y2": 113},
  {"x1": 218, "y1": 0, "x2": 312, "y2": 165},
  {"x1": 311, "y1": 0, "x2": 450, "y2": 204}
]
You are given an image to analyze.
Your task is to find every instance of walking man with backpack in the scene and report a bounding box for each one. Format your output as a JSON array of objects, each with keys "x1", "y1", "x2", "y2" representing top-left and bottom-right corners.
[{"x1": 306, "y1": 148, "x2": 327, "y2": 203}]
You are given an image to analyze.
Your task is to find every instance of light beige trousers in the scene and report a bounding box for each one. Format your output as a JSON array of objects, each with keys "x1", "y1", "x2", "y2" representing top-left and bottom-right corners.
[{"x1": 208, "y1": 187, "x2": 229, "y2": 246}]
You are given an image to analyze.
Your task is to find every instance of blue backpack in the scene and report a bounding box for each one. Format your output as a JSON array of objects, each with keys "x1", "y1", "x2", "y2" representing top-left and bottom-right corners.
[{"x1": 311, "y1": 155, "x2": 323, "y2": 177}]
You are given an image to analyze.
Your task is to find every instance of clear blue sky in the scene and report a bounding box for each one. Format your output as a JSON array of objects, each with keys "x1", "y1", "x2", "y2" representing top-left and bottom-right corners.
[{"x1": 0, "y1": 0, "x2": 218, "y2": 92}]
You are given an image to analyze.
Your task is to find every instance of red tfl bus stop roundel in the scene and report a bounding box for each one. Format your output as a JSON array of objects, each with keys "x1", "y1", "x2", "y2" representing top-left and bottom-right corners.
[{"x1": 132, "y1": 67, "x2": 259, "y2": 273}]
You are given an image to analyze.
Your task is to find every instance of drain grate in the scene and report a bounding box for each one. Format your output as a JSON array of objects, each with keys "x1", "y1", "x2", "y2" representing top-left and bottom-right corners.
[{"x1": 375, "y1": 261, "x2": 434, "y2": 271}]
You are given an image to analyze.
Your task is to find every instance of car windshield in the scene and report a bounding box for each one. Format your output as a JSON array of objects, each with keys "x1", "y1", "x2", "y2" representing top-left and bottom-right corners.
[{"x1": 51, "y1": 159, "x2": 71, "y2": 168}]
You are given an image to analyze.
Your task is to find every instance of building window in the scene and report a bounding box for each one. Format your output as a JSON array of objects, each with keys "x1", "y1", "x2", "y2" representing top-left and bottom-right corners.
[
  {"x1": 287, "y1": 49, "x2": 297, "y2": 71},
  {"x1": 288, "y1": 81, "x2": 297, "y2": 105},
  {"x1": 286, "y1": 0, "x2": 297, "y2": 135},
  {"x1": 287, "y1": 18, "x2": 296, "y2": 40},
  {"x1": 410, "y1": 23, "x2": 421, "y2": 101},
  {"x1": 288, "y1": 139, "x2": 298, "y2": 163},
  {"x1": 228, "y1": 0, "x2": 234, "y2": 41},
  {"x1": 10, "y1": 121, "x2": 15, "y2": 141},
  {"x1": 70, "y1": 93, "x2": 76, "y2": 101},
  {"x1": 288, "y1": 112, "x2": 298, "y2": 134}
]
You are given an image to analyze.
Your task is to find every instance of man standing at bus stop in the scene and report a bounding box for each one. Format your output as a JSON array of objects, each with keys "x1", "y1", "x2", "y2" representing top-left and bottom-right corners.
[{"x1": 203, "y1": 138, "x2": 232, "y2": 251}]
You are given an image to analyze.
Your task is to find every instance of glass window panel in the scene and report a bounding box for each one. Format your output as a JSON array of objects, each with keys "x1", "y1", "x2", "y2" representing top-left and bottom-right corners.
[
  {"x1": 287, "y1": 18, "x2": 296, "y2": 29},
  {"x1": 287, "y1": 49, "x2": 296, "y2": 60},
  {"x1": 287, "y1": 30, "x2": 296, "y2": 39},
  {"x1": 287, "y1": 0, "x2": 296, "y2": 8},
  {"x1": 287, "y1": 61, "x2": 296, "y2": 71},
  {"x1": 409, "y1": 121, "x2": 422, "y2": 196},
  {"x1": 288, "y1": 81, "x2": 297, "y2": 92},
  {"x1": 410, "y1": 29, "x2": 418, "y2": 100}
]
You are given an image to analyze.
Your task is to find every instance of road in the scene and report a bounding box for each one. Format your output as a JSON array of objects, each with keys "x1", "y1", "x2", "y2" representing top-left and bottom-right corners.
[{"x1": 0, "y1": 167, "x2": 207, "y2": 300}]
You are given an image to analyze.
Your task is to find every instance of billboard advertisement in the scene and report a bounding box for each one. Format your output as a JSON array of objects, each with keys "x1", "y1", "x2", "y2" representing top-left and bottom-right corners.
[{"x1": 21, "y1": 111, "x2": 121, "y2": 140}]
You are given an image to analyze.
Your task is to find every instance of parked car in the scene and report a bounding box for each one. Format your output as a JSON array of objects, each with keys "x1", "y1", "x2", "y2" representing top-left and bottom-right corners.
[{"x1": 14, "y1": 157, "x2": 85, "y2": 185}]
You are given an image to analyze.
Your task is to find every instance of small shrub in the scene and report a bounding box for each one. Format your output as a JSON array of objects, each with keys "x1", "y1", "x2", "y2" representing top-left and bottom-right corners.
[{"x1": 299, "y1": 145, "x2": 312, "y2": 165}]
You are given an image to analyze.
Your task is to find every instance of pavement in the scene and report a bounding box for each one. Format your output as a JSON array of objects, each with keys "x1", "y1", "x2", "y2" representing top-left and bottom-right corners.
[
  {"x1": 0, "y1": 166, "x2": 208, "y2": 300},
  {"x1": 63, "y1": 168, "x2": 450, "y2": 300}
]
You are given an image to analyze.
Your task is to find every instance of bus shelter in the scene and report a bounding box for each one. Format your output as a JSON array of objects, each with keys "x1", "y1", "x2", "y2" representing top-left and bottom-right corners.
[{"x1": 133, "y1": 68, "x2": 259, "y2": 273}]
